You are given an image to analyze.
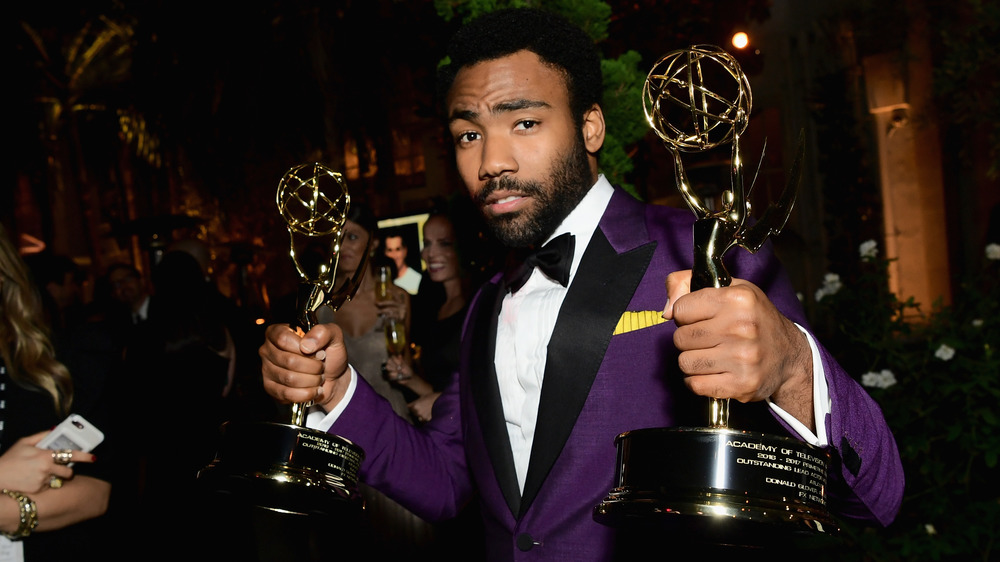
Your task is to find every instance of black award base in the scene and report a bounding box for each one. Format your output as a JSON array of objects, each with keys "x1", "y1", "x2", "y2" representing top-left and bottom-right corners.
[
  {"x1": 197, "y1": 420, "x2": 365, "y2": 517},
  {"x1": 594, "y1": 427, "x2": 839, "y2": 549}
]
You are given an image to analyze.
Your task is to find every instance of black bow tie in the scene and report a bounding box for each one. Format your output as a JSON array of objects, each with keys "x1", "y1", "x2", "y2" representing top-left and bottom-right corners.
[{"x1": 506, "y1": 232, "x2": 576, "y2": 293}]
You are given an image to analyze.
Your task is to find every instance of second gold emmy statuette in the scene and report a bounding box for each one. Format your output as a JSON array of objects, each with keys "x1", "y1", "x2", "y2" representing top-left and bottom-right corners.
[
  {"x1": 595, "y1": 46, "x2": 837, "y2": 548},
  {"x1": 198, "y1": 163, "x2": 368, "y2": 517}
]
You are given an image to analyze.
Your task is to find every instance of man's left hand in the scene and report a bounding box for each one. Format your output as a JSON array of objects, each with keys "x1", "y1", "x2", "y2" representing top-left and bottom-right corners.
[{"x1": 663, "y1": 270, "x2": 814, "y2": 429}]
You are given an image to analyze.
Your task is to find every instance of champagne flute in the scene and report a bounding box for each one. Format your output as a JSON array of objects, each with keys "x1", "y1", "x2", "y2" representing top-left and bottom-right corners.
[
  {"x1": 383, "y1": 317, "x2": 411, "y2": 382},
  {"x1": 384, "y1": 317, "x2": 407, "y2": 356},
  {"x1": 374, "y1": 265, "x2": 393, "y2": 305}
]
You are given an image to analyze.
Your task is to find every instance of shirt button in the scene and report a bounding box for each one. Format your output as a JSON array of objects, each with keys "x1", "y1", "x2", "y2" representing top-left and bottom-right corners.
[{"x1": 516, "y1": 533, "x2": 536, "y2": 551}]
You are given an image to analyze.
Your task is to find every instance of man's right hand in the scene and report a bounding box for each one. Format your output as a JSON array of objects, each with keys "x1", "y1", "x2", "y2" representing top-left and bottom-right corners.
[{"x1": 259, "y1": 323, "x2": 352, "y2": 412}]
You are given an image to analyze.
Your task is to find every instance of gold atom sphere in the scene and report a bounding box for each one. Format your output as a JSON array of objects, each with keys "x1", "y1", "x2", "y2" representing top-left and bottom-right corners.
[
  {"x1": 276, "y1": 162, "x2": 350, "y2": 236},
  {"x1": 643, "y1": 44, "x2": 752, "y2": 153}
]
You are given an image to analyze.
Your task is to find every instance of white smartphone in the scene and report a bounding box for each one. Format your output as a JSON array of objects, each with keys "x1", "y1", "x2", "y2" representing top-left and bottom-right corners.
[{"x1": 36, "y1": 414, "x2": 105, "y2": 456}]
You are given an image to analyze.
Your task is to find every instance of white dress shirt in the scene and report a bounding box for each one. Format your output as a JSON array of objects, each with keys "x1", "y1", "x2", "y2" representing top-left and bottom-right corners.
[{"x1": 496, "y1": 176, "x2": 614, "y2": 492}]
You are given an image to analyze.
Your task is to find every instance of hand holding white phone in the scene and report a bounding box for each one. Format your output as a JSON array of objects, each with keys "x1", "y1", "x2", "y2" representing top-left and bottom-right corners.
[{"x1": 36, "y1": 414, "x2": 104, "y2": 466}]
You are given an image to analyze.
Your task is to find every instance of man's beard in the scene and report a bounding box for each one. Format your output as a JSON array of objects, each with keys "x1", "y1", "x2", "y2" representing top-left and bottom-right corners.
[{"x1": 475, "y1": 138, "x2": 593, "y2": 248}]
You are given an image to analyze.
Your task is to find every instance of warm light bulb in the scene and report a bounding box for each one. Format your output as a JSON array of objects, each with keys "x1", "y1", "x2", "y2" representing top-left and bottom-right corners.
[{"x1": 732, "y1": 32, "x2": 749, "y2": 49}]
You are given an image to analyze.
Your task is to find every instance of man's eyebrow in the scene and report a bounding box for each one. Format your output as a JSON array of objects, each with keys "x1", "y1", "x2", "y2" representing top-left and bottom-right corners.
[
  {"x1": 448, "y1": 99, "x2": 551, "y2": 124},
  {"x1": 448, "y1": 108, "x2": 478, "y2": 124},
  {"x1": 493, "y1": 99, "x2": 550, "y2": 113}
]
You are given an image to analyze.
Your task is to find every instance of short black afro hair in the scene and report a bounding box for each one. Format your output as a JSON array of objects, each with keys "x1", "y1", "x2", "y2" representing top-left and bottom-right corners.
[{"x1": 436, "y1": 8, "x2": 603, "y2": 124}]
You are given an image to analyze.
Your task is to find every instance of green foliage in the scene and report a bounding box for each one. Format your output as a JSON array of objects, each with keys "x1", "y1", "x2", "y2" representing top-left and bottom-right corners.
[
  {"x1": 813, "y1": 242, "x2": 1000, "y2": 561},
  {"x1": 434, "y1": 0, "x2": 613, "y2": 31},
  {"x1": 928, "y1": 0, "x2": 1000, "y2": 179},
  {"x1": 600, "y1": 50, "x2": 646, "y2": 199},
  {"x1": 435, "y1": 0, "x2": 536, "y2": 23},
  {"x1": 547, "y1": 0, "x2": 611, "y2": 42}
]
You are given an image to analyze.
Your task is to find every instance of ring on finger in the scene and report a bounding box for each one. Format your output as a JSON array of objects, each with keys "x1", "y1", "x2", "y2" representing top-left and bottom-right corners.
[
  {"x1": 49, "y1": 475, "x2": 64, "y2": 488},
  {"x1": 52, "y1": 449, "x2": 73, "y2": 466}
]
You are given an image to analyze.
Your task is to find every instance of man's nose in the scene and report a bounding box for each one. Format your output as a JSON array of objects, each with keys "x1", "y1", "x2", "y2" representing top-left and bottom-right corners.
[{"x1": 478, "y1": 135, "x2": 517, "y2": 180}]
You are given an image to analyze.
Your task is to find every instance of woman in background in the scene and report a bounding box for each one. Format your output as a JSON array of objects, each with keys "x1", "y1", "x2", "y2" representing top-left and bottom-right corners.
[
  {"x1": 320, "y1": 202, "x2": 413, "y2": 420},
  {"x1": 311, "y1": 202, "x2": 440, "y2": 557},
  {"x1": 0, "y1": 222, "x2": 110, "y2": 561}
]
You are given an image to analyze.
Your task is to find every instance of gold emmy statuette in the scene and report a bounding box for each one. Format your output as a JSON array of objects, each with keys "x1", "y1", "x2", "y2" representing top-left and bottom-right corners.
[
  {"x1": 594, "y1": 46, "x2": 837, "y2": 547},
  {"x1": 198, "y1": 163, "x2": 367, "y2": 517}
]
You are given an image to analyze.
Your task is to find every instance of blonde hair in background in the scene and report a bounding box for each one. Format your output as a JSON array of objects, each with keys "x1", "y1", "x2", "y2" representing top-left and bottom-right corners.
[{"x1": 0, "y1": 222, "x2": 73, "y2": 415}]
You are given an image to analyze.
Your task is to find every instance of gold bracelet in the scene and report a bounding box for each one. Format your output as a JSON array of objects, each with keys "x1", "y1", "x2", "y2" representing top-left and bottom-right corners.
[{"x1": 0, "y1": 489, "x2": 38, "y2": 540}]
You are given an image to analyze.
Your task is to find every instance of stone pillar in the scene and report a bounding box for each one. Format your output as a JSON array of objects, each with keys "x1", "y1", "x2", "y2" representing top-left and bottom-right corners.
[{"x1": 863, "y1": 41, "x2": 951, "y2": 309}]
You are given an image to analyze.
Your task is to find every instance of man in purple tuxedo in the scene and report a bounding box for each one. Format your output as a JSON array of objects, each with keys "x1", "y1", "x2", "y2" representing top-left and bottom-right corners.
[{"x1": 259, "y1": 8, "x2": 903, "y2": 560}]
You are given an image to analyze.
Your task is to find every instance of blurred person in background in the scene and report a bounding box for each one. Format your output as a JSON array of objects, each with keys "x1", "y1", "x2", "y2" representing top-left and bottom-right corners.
[
  {"x1": 385, "y1": 210, "x2": 471, "y2": 424},
  {"x1": 22, "y1": 251, "x2": 86, "y2": 352},
  {"x1": 383, "y1": 227, "x2": 422, "y2": 295},
  {"x1": 110, "y1": 247, "x2": 240, "y2": 559},
  {"x1": 383, "y1": 207, "x2": 487, "y2": 558},
  {"x1": 315, "y1": 202, "x2": 440, "y2": 556},
  {"x1": 105, "y1": 262, "x2": 151, "y2": 327}
]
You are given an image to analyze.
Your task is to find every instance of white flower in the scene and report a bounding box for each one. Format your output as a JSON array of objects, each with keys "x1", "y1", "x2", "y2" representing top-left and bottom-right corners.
[
  {"x1": 925, "y1": 523, "x2": 937, "y2": 535},
  {"x1": 859, "y1": 239, "x2": 878, "y2": 261},
  {"x1": 972, "y1": 319, "x2": 984, "y2": 328},
  {"x1": 987, "y1": 243, "x2": 1000, "y2": 260},
  {"x1": 861, "y1": 369, "x2": 897, "y2": 389},
  {"x1": 934, "y1": 344, "x2": 955, "y2": 361},
  {"x1": 823, "y1": 272, "x2": 842, "y2": 291},
  {"x1": 815, "y1": 273, "x2": 843, "y2": 302}
]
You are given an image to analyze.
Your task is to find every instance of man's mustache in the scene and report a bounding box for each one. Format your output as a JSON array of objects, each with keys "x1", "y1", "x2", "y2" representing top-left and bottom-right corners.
[{"x1": 475, "y1": 176, "x2": 544, "y2": 208}]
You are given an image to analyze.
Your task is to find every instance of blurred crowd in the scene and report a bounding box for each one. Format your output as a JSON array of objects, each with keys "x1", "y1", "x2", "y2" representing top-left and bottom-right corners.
[{"x1": 0, "y1": 195, "x2": 498, "y2": 561}]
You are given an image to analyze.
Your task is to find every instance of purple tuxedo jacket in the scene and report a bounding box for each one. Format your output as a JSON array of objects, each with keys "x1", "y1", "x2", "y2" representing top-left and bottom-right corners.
[{"x1": 332, "y1": 187, "x2": 903, "y2": 560}]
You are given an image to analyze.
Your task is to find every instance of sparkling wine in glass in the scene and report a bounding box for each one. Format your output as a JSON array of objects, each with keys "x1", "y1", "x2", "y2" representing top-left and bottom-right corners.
[
  {"x1": 384, "y1": 318, "x2": 407, "y2": 356},
  {"x1": 375, "y1": 265, "x2": 393, "y2": 304}
]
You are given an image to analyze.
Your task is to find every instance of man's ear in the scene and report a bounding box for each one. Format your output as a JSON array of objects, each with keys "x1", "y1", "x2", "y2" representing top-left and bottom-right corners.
[{"x1": 582, "y1": 104, "x2": 606, "y2": 154}]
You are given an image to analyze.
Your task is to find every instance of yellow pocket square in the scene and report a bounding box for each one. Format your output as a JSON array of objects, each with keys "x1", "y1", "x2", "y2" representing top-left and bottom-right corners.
[{"x1": 613, "y1": 311, "x2": 667, "y2": 335}]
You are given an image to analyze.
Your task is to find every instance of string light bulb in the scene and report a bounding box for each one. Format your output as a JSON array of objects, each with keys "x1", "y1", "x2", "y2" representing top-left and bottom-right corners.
[{"x1": 732, "y1": 32, "x2": 749, "y2": 49}]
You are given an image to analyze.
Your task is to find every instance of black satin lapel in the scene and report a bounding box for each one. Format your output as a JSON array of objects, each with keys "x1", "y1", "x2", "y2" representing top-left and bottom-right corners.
[
  {"x1": 468, "y1": 279, "x2": 522, "y2": 516},
  {"x1": 518, "y1": 230, "x2": 656, "y2": 516}
]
